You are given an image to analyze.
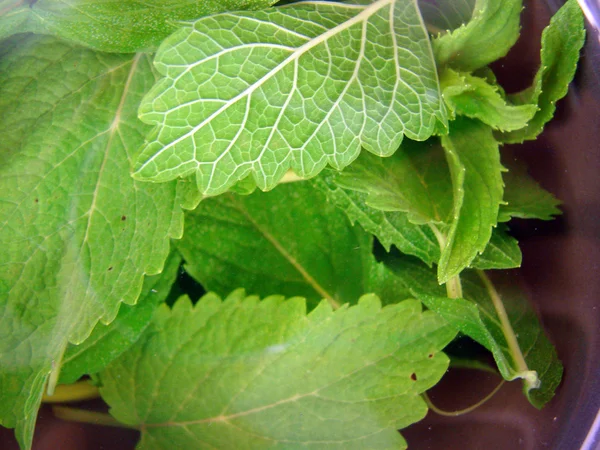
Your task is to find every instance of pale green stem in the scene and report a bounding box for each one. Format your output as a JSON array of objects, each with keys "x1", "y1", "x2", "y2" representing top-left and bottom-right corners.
[
  {"x1": 423, "y1": 379, "x2": 506, "y2": 417},
  {"x1": 52, "y1": 406, "x2": 139, "y2": 430},
  {"x1": 428, "y1": 223, "x2": 463, "y2": 299},
  {"x1": 43, "y1": 380, "x2": 100, "y2": 404},
  {"x1": 47, "y1": 344, "x2": 66, "y2": 396},
  {"x1": 445, "y1": 275, "x2": 463, "y2": 299},
  {"x1": 476, "y1": 270, "x2": 538, "y2": 388}
]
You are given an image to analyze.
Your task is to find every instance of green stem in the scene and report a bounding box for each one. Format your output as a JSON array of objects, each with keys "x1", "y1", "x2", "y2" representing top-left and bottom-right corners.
[
  {"x1": 423, "y1": 379, "x2": 506, "y2": 417},
  {"x1": 476, "y1": 270, "x2": 539, "y2": 388},
  {"x1": 445, "y1": 275, "x2": 463, "y2": 299},
  {"x1": 428, "y1": 223, "x2": 463, "y2": 299},
  {"x1": 52, "y1": 406, "x2": 139, "y2": 430},
  {"x1": 47, "y1": 344, "x2": 66, "y2": 396},
  {"x1": 42, "y1": 380, "x2": 100, "y2": 404}
]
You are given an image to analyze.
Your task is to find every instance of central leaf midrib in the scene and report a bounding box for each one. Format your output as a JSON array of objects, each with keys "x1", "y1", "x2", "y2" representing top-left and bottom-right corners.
[{"x1": 227, "y1": 194, "x2": 339, "y2": 308}]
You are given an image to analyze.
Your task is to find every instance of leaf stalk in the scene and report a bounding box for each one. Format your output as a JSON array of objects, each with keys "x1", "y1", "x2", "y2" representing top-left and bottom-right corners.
[
  {"x1": 52, "y1": 406, "x2": 139, "y2": 430},
  {"x1": 42, "y1": 380, "x2": 100, "y2": 404},
  {"x1": 476, "y1": 270, "x2": 539, "y2": 389},
  {"x1": 423, "y1": 379, "x2": 505, "y2": 417}
]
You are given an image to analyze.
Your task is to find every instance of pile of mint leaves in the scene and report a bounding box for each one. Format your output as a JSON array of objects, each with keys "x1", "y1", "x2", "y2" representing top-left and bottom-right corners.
[{"x1": 0, "y1": 0, "x2": 586, "y2": 448}]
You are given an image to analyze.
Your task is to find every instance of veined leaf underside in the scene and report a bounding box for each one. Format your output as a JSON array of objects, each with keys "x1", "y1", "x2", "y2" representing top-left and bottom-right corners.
[{"x1": 135, "y1": 0, "x2": 445, "y2": 196}]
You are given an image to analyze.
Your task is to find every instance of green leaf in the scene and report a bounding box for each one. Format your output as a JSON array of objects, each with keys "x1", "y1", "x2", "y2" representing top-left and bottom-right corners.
[
  {"x1": 313, "y1": 134, "x2": 511, "y2": 272},
  {"x1": 99, "y1": 291, "x2": 456, "y2": 449},
  {"x1": 433, "y1": 0, "x2": 522, "y2": 71},
  {"x1": 133, "y1": 0, "x2": 447, "y2": 196},
  {"x1": 0, "y1": 0, "x2": 277, "y2": 53},
  {"x1": 440, "y1": 68, "x2": 537, "y2": 131},
  {"x1": 177, "y1": 181, "x2": 412, "y2": 310},
  {"x1": 498, "y1": 159, "x2": 561, "y2": 222},
  {"x1": 330, "y1": 140, "x2": 453, "y2": 225},
  {"x1": 311, "y1": 172, "x2": 440, "y2": 266},
  {"x1": 386, "y1": 255, "x2": 562, "y2": 408},
  {"x1": 308, "y1": 137, "x2": 454, "y2": 267},
  {"x1": 499, "y1": 0, "x2": 585, "y2": 143},
  {"x1": 438, "y1": 118, "x2": 504, "y2": 283},
  {"x1": 176, "y1": 182, "x2": 375, "y2": 310},
  {"x1": 59, "y1": 252, "x2": 181, "y2": 385},
  {"x1": 0, "y1": 36, "x2": 186, "y2": 448},
  {"x1": 471, "y1": 225, "x2": 521, "y2": 270}
]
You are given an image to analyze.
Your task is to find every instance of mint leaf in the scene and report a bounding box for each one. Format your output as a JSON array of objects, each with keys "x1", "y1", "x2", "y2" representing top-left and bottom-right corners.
[
  {"x1": 0, "y1": 36, "x2": 185, "y2": 448},
  {"x1": 312, "y1": 172, "x2": 440, "y2": 266},
  {"x1": 59, "y1": 252, "x2": 181, "y2": 385},
  {"x1": 471, "y1": 225, "x2": 522, "y2": 270},
  {"x1": 177, "y1": 181, "x2": 412, "y2": 310},
  {"x1": 440, "y1": 68, "x2": 537, "y2": 131},
  {"x1": 310, "y1": 137, "x2": 454, "y2": 267},
  {"x1": 0, "y1": 0, "x2": 277, "y2": 53},
  {"x1": 433, "y1": 0, "x2": 522, "y2": 71},
  {"x1": 498, "y1": 159, "x2": 561, "y2": 222},
  {"x1": 499, "y1": 0, "x2": 586, "y2": 143},
  {"x1": 133, "y1": 0, "x2": 447, "y2": 196},
  {"x1": 386, "y1": 255, "x2": 562, "y2": 408},
  {"x1": 176, "y1": 182, "x2": 375, "y2": 309},
  {"x1": 0, "y1": 35, "x2": 73, "y2": 152},
  {"x1": 313, "y1": 133, "x2": 511, "y2": 273},
  {"x1": 438, "y1": 118, "x2": 504, "y2": 283},
  {"x1": 449, "y1": 272, "x2": 562, "y2": 408},
  {"x1": 331, "y1": 140, "x2": 453, "y2": 225},
  {"x1": 100, "y1": 292, "x2": 456, "y2": 448}
]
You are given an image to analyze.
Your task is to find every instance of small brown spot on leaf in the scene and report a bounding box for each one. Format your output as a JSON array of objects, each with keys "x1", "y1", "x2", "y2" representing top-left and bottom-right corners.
[
  {"x1": 410, "y1": 373, "x2": 417, "y2": 381},
  {"x1": 34, "y1": 198, "x2": 39, "y2": 203},
  {"x1": 121, "y1": 215, "x2": 127, "y2": 221},
  {"x1": 108, "y1": 267, "x2": 113, "y2": 271},
  {"x1": 428, "y1": 353, "x2": 434, "y2": 359}
]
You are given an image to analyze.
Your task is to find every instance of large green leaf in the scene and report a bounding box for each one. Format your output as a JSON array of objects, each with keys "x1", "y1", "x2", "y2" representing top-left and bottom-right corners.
[
  {"x1": 311, "y1": 172, "x2": 440, "y2": 266},
  {"x1": 386, "y1": 255, "x2": 562, "y2": 408},
  {"x1": 0, "y1": 0, "x2": 277, "y2": 53},
  {"x1": 0, "y1": 36, "x2": 185, "y2": 448},
  {"x1": 499, "y1": 0, "x2": 586, "y2": 143},
  {"x1": 438, "y1": 118, "x2": 504, "y2": 283},
  {"x1": 133, "y1": 0, "x2": 447, "y2": 196},
  {"x1": 99, "y1": 291, "x2": 456, "y2": 449},
  {"x1": 432, "y1": 0, "x2": 522, "y2": 71},
  {"x1": 59, "y1": 252, "x2": 181, "y2": 385},
  {"x1": 498, "y1": 159, "x2": 561, "y2": 222},
  {"x1": 177, "y1": 182, "x2": 378, "y2": 310},
  {"x1": 439, "y1": 68, "x2": 537, "y2": 131}
]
